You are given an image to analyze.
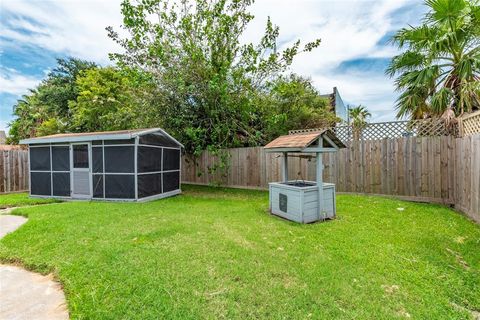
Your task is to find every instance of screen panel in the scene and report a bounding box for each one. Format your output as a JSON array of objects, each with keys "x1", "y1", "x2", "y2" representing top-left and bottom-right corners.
[
  {"x1": 138, "y1": 173, "x2": 162, "y2": 198},
  {"x1": 163, "y1": 148, "x2": 180, "y2": 171},
  {"x1": 30, "y1": 147, "x2": 51, "y2": 171},
  {"x1": 163, "y1": 171, "x2": 180, "y2": 192},
  {"x1": 73, "y1": 144, "x2": 89, "y2": 168},
  {"x1": 104, "y1": 174, "x2": 135, "y2": 199},
  {"x1": 31, "y1": 172, "x2": 51, "y2": 196},
  {"x1": 104, "y1": 146, "x2": 134, "y2": 173},
  {"x1": 137, "y1": 146, "x2": 162, "y2": 173},
  {"x1": 52, "y1": 146, "x2": 70, "y2": 171},
  {"x1": 139, "y1": 133, "x2": 178, "y2": 147},
  {"x1": 52, "y1": 172, "x2": 70, "y2": 196},
  {"x1": 92, "y1": 147, "x2": 103, "y2": 173},
  {"x1": 93, "y1": 174, "x2": 104, "y2": 198}
]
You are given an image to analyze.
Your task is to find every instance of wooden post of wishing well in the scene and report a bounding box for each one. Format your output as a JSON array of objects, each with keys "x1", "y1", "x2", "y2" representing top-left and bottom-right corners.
[
  {"x1": 282, "y1": 152, "x2": 288, "y2": 182},
  {"x1": 316, "y1": 137, "x2": 324, "y2": 220}
]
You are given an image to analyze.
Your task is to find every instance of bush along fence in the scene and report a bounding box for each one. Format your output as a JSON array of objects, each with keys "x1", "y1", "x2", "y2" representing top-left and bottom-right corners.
[{"x1": 182, "y1": 134, "x2": 480, "y2": 223}]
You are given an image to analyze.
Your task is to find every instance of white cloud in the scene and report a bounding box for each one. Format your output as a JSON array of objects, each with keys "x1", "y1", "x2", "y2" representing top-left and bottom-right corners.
[
  {"x1": 0, "y1": 67, "x2": 43, "y2": 134},
  {"x1": 0, "y1": 68, "x2": 42, "y2": 95},
  {"x1": 246, "y1": 0, "x2": 409, "y2": 68},
  {"x1": 1, "y1": 0, "x2": 124, "y2": 63},
  {"x1": 0, "y1": 68, "x2": 42, "y2": 134},
  {"x1": 242, "y1": 0, "x2": 421, "y2": 121}
]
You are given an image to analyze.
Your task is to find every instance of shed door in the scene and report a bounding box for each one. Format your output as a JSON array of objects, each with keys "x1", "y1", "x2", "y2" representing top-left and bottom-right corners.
[{"x1": 71, "y1": 143, "x2": 92, "y2": 198}]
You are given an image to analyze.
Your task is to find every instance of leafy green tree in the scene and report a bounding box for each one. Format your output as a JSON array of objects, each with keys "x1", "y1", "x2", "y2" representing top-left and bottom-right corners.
[
  {"x1": 108, "y1": 0, "x2": 321, "y2": 155},
  {"x1": 260, "y1": 74, "x2": 339, "y2": 140},
  {"x1": 8, "y1": 58, "x2": 157, "y2": 143},
  {"x1": 7, "y1": 92, "x2": 44, "y2": 144},
  {"x1": 349, "y1": 105, "x2": 371, "y2": 140},
  {"x1": 8, "y1": 58, "x2": 97, "y2": 143},
  {"x1": 387, "y1": 0, "x2": 480, "y2": 120},
  {"x1": 39, "y1": 57, "x2": 98, "y2": 117},
  {"x1": 69, "y1": 67, "x2": 148, "y2": 132}
]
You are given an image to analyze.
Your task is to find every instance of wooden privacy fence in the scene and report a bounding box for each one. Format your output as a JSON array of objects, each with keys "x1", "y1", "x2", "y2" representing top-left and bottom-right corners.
[
  {"x1": 0, "y1": 148, "x2": 29, "y2": 193},
  {"x1": 182, "y1": 135, "x2": 480, "y2": 222},
  {"x1": 454, "y1": 135, "x2": 480, "y2": 221}
]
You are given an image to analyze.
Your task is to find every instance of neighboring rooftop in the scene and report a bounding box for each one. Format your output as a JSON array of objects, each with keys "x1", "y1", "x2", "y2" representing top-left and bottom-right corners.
[
  {"x1": 0, "y1": 145, "x2": 25, "y2": 151},
  {"x1": 321, "y1": 87, "x2": 348, "y2": 123},
  {"x1": 0, "y1": 131, "x2": 6, "y2": 144}
]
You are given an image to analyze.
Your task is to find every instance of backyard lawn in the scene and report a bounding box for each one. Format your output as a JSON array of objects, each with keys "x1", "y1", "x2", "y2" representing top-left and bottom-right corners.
[
  {"x1": 0, "y1": 185, "x2": 479, "y2": 319},
  {"x1": 0, "y1": 192, "x2": 58, "y2": 209}
]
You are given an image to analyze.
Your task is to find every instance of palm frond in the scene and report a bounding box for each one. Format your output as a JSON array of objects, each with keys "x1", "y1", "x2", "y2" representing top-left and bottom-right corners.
[
  {"x1": 391, "y1": 25, "x2": 438, "y2": 50},
  {"x1": 458, "y1": 80, "x2": 480, "y2": 112},
  {"x1": 395, "y1": 65, "x2": 440, "y2": 91},
  {"x1": 425, "y1": 0, "x2": 467, "y2": 26},
  {"x1": 395, "y1": 88, "x2": 430, "y2": 119},
  {"x1": 385, "y1": 51, "x2": 426, "y2": 77},
  {"x1": 385, "y1": 0, "x2": 478, "y2": 117},
  {"x1": 457, "y1": 56, "x2": 475, "y2": 80},
  {"x1": 430, "y1": 87, "x2": 453, "y2": 114}
]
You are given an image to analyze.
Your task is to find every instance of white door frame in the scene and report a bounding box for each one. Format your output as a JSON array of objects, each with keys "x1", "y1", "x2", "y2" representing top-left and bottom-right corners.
[{"x1": 70, "y1": 142, "x2": 93, "y2": 199}]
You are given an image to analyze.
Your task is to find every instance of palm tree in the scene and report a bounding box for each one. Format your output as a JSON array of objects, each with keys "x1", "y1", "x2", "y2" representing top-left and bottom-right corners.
[
  {"x1": 386, "y1": 0, "x2": 480, "y2": 120},
  {"x1": 349, "y1": 105, "x2": 371, "y2": 140}
]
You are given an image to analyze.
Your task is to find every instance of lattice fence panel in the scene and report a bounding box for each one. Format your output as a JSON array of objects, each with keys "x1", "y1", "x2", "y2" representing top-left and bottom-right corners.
[
  {"x1": 289, "y1": 118, "x2": 458, "y2": 143},
  {"x1": 460, "y1": 110, "x2": 480, "y2": 136}
]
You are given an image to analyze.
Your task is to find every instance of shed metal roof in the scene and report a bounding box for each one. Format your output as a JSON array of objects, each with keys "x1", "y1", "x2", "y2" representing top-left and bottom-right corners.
[
  {"x1": 19, "y1": 128, "x2": 184, "y2": 147},
  {"x1": 264, "y1": 129, "x2": 345, "y2": 152}
]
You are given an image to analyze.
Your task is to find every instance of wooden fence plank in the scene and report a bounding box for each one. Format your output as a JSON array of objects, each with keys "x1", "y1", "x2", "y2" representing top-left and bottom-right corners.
[
  {"x1": 374, "y1": 140, "x2": 381, "y2": 194},
  {"x1": 0, "y1": 149, "x2": 29, "y2": 193}
]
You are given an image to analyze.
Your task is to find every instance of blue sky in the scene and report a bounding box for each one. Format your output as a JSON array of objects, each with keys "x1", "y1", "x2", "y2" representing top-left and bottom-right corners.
[{"x1": 0, "y1": 0, "x2": 427, "y2": 134}]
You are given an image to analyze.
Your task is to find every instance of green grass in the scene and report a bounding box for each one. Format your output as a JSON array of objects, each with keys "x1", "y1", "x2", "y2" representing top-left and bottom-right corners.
[
  {"x1": 0, "y1": 185, "x2": 479, "y2": 319},
  {"x1": 0, "y1": 192, "x2": 59, "y2": 209}
]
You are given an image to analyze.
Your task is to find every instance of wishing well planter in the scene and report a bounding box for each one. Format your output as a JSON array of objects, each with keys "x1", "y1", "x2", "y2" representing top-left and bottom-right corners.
[
  {"x1": 264, "y1": 129, "x2": 345, "y2": 223},
  {"x1": 269, "y1": 181, "x2": 336, "y2": 223}
]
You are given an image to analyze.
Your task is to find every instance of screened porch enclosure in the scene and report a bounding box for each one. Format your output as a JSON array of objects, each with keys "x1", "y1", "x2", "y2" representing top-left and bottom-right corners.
[{"x1": 22, "y1": 129, "x2": 182, "y2": 202}]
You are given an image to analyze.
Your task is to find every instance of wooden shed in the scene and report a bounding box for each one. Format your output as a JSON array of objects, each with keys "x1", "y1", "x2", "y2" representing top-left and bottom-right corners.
[
  {"x1": 264, "y1": 129, "x2": 346, "y2": 223},
  {"x1": 20, "y1": 128, "x2": 183, "y2": 201}
]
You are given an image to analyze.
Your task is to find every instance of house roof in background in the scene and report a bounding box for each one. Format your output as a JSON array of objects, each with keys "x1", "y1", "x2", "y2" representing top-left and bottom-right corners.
[
  {"x1": 0, "y1": 131, "x2": 6, "y2": 144},
  {"x1": 19, "y1": 128, "x2": 184, "y2": 147},
  {"x1": 0, "y1": 145, "x2": 25, "y2": 151},
  {"x1": 320, "y1": 87, "x2": 339, "y2": 105}
]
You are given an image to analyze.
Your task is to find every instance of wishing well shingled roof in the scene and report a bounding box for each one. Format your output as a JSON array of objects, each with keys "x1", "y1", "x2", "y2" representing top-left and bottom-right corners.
[{"x1": 264, "y1": 129, "x2": 346, "y2": 150}]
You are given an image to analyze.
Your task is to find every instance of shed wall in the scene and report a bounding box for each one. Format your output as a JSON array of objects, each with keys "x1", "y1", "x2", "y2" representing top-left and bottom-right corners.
[
  {"x1": 27, "y1": 131, "x2": 182, "y2": 201},
  {"x1": 29, "y1": 144, "x2": 71, "y2": 197},
  {"x1": 136, "y1": 140, "x2": 181, "y2": 199},
  {"x1": 91, "y1": 140, "x2": 136, "y2": 199}
]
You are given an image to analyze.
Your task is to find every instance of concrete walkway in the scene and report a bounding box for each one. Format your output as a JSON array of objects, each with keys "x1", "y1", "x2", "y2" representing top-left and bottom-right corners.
[
  {"x1": 0, "y1": 212, "x2": 27, "y2": 238},
  {"x1": 0, "y1": 212, "x2": 69, "y2": 320}
]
